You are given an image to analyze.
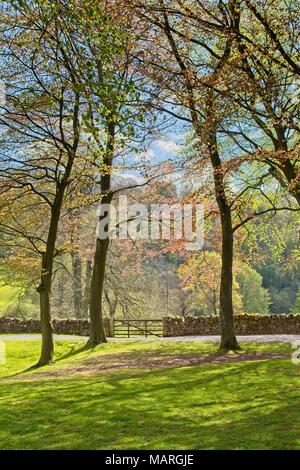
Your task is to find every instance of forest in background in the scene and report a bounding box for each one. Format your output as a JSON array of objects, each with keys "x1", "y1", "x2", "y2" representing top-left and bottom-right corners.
[
  {"x1": 0, "y1": 0, "x2": 299, "y2": 364},
  {"x1": 1, "y1": 173, "x2": 299, "y2": 319}
]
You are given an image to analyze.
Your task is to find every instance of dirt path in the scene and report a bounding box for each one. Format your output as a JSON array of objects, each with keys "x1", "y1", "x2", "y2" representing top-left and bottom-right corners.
[
  {"x1": 18, "y1": 351, "x2": 290, "y2": 380},
  {"x1": 1, "y1": 334, "x2": 300, "y2": 343}
]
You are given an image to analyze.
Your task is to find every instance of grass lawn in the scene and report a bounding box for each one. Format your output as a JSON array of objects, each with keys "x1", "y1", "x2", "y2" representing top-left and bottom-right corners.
[{"x1": 0, "y1": 337, "x2": 299, "y2": 450}]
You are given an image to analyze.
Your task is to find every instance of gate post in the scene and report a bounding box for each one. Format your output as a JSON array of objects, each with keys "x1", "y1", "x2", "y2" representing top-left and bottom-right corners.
[
  {"x1": 109, "y1": 316, "x2": 115, "y2": 338},
  {"x1": 162, "y1": 317, "x2": 168, "y2": 337}
]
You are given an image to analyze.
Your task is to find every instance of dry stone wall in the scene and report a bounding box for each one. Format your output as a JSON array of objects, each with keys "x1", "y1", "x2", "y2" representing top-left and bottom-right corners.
[
  {"x1": 0, "y1": 316, "x2": 111, "y2": 336},
  {"x1": 163, "y1": 314, "x2": 300, "y2": 336},
  {"x1": 1, "y1": 315, "x2": 300, "y2": 337}
]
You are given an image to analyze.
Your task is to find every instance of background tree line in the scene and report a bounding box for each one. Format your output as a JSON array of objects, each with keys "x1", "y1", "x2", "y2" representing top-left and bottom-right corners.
[{"x1": 0, "y1": 0, "x2": 299, "y2": 363}]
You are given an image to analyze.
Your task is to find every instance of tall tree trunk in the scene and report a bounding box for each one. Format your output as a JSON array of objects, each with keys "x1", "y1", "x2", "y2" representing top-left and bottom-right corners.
[
  {"x1": 87, "y1": 120, "x2": 115, "y2": 346},
  {"x1": 159, "y1": 0, "x2": 239, "y2": 350},
  {"x1": 83, "y1": 259, "x2": 92, "y2": 316},
  {"x1": 105, "y1": 289, "x2": 117, "y2": 336},
  {"x1": 37, "y1": 263, "x2": 53, "y2": 366},
  {"x1": 71, "y1": 252, "x2": 83, "y2": 317},
  {"x1": 36, "y1": 90, "x2": 78, "y2": 366},
  {"x1": 212, "y1": 292, "x2": 218, "y2": 316},
  {"x1": 36, "y1": 178, "x2": 69, "y2": 365},
  {"x1": 209, "y1": 131, "x2": 240, "y2": 351},
  {"x1": 88, "y1": 236, "x2": 110, "y2": 345},
  {"x1": 54, "y1": 272, "x2": 65, "y2": 317},
  {"x1": 36, "y1": 204, "x2": 62, "y2": 366},
  {"x1": 219, "y1": 207, "x2": 240, "y2": 350}
]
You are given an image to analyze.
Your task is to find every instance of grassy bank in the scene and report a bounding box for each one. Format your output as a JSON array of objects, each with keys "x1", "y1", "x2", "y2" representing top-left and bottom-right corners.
[{"x1": 0, "y1": 338, "x2": 299, "y2": 450}]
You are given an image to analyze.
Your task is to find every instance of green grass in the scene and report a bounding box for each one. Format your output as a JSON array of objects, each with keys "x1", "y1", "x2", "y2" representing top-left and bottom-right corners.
[{"x1": 0, "y1": 338, "x2": 299, "y2": 450}]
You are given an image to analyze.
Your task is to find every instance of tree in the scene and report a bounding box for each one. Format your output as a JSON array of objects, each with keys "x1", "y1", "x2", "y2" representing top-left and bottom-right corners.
[
  {"x1": 241, "y1": 207, "x2": 300, "y2": 313},
  {"x1": 132, "y1": 0, "x2": 244, "y2": 349},
  {"x1": 0, "y1": 0, "x2": 147, "y2": 357},
  {"x1": 235, "y1": 263, "x2": 271, "y2": 315},
  {"x1": 0, "y1": 1, "x2": 87, "y2": 364},
  {"x1": 179, "y1": 252, "x2": 271, "y2": 316},
  {"x1": 132, "y1": 0, "x2": 300, "y2": 350},
  {"x1": 225, "y1": 0, "x2": 300, "y2": 206},
  {"x1": 45, "y1": 0, "x2": 153, "y2": 345},
  {"x1": 179, "y1": 251, "x2": 243, "y2": 315}
]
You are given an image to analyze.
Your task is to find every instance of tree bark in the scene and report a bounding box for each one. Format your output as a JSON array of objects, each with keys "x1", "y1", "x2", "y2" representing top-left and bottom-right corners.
[
  {"x1": 209, "y1": 131, "x2": 240, "y2": 351},
  {"x1": 88, "y1": 235, "x2": 110, "y2": 345},
  {"x1": 83, "y1": 259, "x2": 92, "y2": 316},
  {"x1": 36, "y1": 155, "x2": 74, "y2": 365},
  {"x1": 159, "y1": 1, "x2": 240, "y2": 350},
  {"x1": 87, "y1": 120, "x2": 115, "y2": 346},
  {"x1": 219, "y1": 207, "x2": 240, "y2": 350},
  {"x1": 104, "y1": 288, "x2": 118, "y2": 319},
  {"x1": 37, "y1": 273, "x2": 53, "y2": 366},
  {"x1": 71, "y1": 252, "x2": 83, "y2": 317},
  {"x1": 105, "y1": 288, "x2": 117, "y2": 336},
  {"x1": 37, "y1": 203, "x2": 63, "y2": 366}
]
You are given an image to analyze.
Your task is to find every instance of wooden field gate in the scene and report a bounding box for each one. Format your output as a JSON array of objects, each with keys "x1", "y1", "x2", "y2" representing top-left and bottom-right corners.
[{"x1": 112, "y1": 319, "x2": 163, "y2": 338}]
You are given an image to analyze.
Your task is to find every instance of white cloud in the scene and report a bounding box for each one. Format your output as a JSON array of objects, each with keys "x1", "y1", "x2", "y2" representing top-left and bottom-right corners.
[{"x1": 155, "y1": 139, "x2": 180, "y2": 154}]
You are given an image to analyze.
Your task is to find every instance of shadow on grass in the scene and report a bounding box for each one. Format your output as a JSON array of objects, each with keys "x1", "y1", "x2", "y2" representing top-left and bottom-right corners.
[
  {"x1": 2, "y1": 340, "x2": 286, "y2": 382},
  {"x1": 3, "y1": 342, "x2": 97, "y2": 379},
  {"x1": 0, "y1": 358, "x2": 298, "y2": 449},
  {"x1": 2, "y1": 344, "x2": 239, "y2": 383},
  {"x1": 55, "y1": 343, "x2": 96, "y2": 362}
]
